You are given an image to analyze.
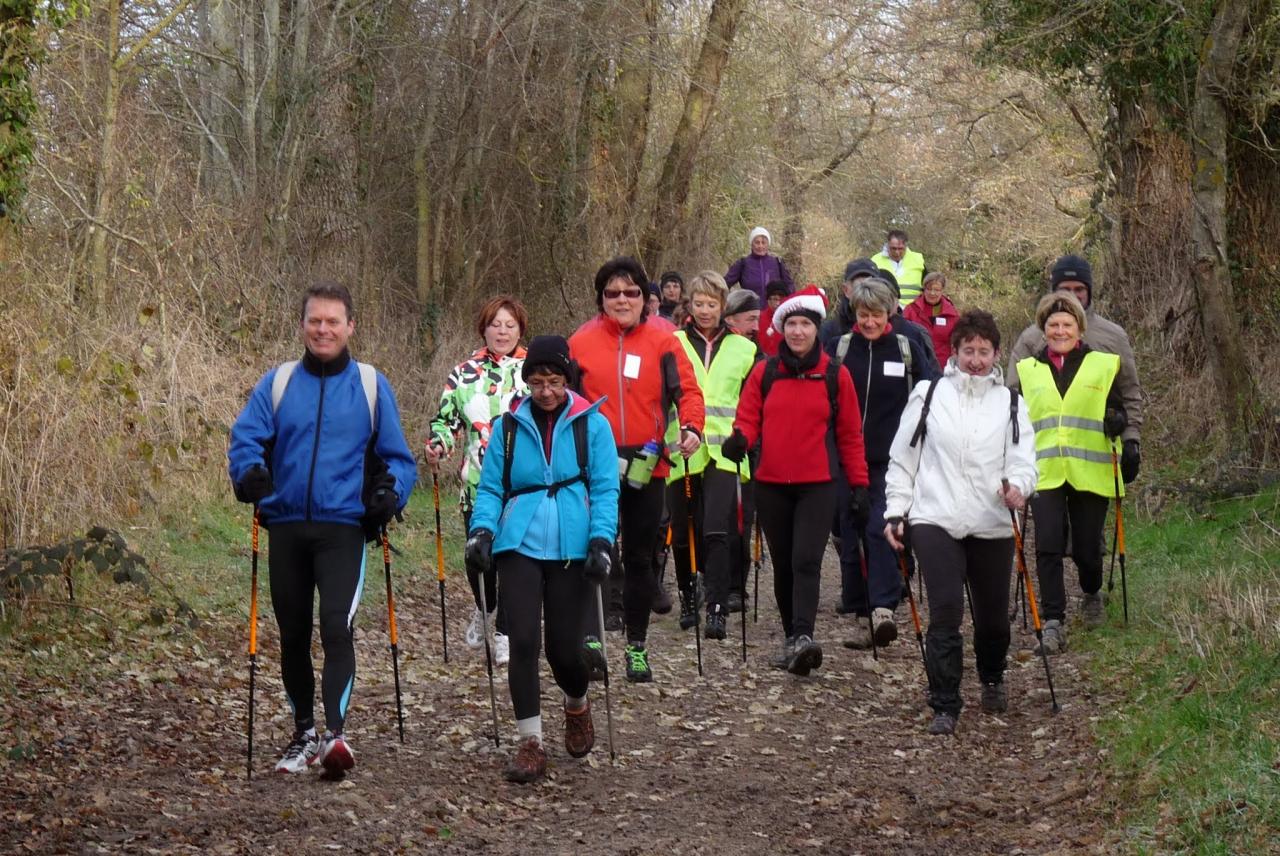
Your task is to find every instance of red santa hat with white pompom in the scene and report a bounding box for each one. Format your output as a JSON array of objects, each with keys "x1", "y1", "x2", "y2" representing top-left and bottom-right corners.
[{"x1": 771, "y1": 284, "x2": 830, "y2": 333}]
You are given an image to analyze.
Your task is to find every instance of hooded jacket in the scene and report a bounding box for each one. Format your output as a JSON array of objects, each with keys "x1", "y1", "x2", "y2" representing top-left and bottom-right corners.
[
  {"x1": 1005, "y1": 305, "x2": 1142, "y2": 443},
  {"x1": 470, "y1": 391, "x2": 619, "y2": 560},
  {"x1": 228, "y1": 349, "x2": 418, "y2": 527},
  {"x1": 884, "y1": 362, "x2": 1037, "y2": 539}
]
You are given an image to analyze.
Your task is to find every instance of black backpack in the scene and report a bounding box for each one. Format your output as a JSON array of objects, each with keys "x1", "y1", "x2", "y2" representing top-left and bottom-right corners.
[
  {"x1": 909, "y1": 378, "x2": 1021, "y2": 449},
  {"x1": 500, "y1": 411, "x2": 590, "y2": 503}
]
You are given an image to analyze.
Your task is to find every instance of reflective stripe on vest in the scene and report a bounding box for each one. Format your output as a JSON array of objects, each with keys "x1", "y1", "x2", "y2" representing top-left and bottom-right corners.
[
  {"x1": 1018, "y1": 352, "x2": 1122, "y2": 499},
  {"x1": 665, "y1": 331, "x2": 755, "y2": 483}
]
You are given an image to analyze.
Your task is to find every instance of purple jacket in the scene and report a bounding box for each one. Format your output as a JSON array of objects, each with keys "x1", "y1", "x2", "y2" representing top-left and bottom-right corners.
[{"x1": 724, "y1": 253, "x2": 795, "y2": 300}]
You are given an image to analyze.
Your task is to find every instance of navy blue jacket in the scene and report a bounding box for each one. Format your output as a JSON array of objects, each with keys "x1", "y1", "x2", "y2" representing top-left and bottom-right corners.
[{"x1": 228, "y1": 350, "x2": 417, "y2": 527}]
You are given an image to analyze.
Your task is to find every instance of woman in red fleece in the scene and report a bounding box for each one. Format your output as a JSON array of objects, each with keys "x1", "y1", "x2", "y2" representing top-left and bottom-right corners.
[{"x1": 721, "y1": 286, "x2": 871, "y2": 676}]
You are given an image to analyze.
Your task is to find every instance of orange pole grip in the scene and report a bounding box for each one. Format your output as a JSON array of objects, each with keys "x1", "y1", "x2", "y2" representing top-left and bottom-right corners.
[{"x1": 248, "y1": 509, "x2": 260, "y2": 656}]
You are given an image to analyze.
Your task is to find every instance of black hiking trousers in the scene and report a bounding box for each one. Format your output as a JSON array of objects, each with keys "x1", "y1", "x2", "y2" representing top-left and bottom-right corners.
[
  {"x1": 912, "y1": 524, "x2": 1014, "y2": 716},
  {"x1": 756, "y1": 481, "x2": 836, "y2": 640},
  {"x1": 268, "y1": 522, "x2": 366, "y2": 735},
  {"x1": 496, "y1": 552, "x2": 590, "y2": 722},
  {"x1": 584, "y1": 478, "x2": 662, "y2": 646},
  {"x1": 1030, "y1": 485, "x2": 1109, "y2": 623},
  {"x1": 462, "y1": 510, "x2": 506, "y2": 634},
  {"x1": 668, "y1": 466, "x2": 738, "y2": 613}
]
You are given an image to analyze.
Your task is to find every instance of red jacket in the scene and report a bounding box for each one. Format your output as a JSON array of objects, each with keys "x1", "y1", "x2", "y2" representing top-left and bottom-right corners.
[
  {"x1": 733, "y1": 350, "x2": 869, "y2": 487},
  {"x1": 758, "y1": 307, "x2": 781, "y2": 356},
  {"x1": 902, "y1": 294, "x2": 959, "y2": 369},
  {"x1": 570, "y1": 314, "x2": 705, "y2": 479}
]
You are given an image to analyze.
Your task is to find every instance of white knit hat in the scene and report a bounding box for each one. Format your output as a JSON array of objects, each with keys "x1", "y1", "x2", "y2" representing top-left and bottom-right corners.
[
  {"x1": 748, "y1": 226, "x2": 771, "y2": 249},
  {"x1": 772, "y1": 285, "x2": 829, "y2": 333}
]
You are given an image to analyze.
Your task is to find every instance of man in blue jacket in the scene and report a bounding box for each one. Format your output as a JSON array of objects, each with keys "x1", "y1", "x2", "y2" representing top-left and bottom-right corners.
[{"x1": 228, "y1": 281, "x2": 417, "y2": 779}]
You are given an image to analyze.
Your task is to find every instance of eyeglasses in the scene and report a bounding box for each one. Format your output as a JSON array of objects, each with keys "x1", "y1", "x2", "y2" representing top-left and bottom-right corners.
[
  {"x1": 603, "y1": 287, "x2": 644, "y2": 300},
  {"x1": 529, "y1": 379, "x2": 566, "y2": 393}
]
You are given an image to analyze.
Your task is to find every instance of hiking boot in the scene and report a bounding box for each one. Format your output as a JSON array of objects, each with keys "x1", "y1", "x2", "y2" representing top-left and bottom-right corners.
[
  {"x1": 872, "y1": 607, "x2": 898, "y2": 646},
  {"x1": 274, "y1": 729, "x2": 320, "y2": 774},
  {"x1": 652, "y1": 584, "x2": 674, "y2": 615},
  {"x1": 604, "y1": 611, "x2": 624, "y2": 633},
  {"x1": 311, "y1": 732, "x2": 355, "y2": 779},
  {"x1": 770, "y1": 637, "x2": 795, "y2": 670},
  {"x1": 464, "y1": 607, "x2": 486, "y2": 649},
  {"x1": 563, "y1": 700, "x2": 595, "y2": 758},
  {"x1": 624, "y1": 644, "x2": 653, "y2": 683},
  {"x1": 786, "y1": 635, "x2": 824, "y2": 676},
  {"x1": 842, "y1": 618, "x2": 874, "y2": 650},
  {"x1": 504, "y1": 736, "x2": 546, "y2": 783},
  {"x1": 493, "y1": 632, "x2": 510, "y2": 666},
  {"x1": 679, "y1": 589, "x2": 699, "y2": 631},
  {"x1": 583, "y1": 636, "x2": 607, "y2": 682},
  {"x1": 927, "y1": 712, "x2": 957, "y2": 735},
  {"x1": 727, "y1": 592, "x2": 745, "y2": 614},
  {"x1": 1035, "y1": 619, "x2": 1067, "y2": 655},
  {"x1": 834, "y1": 602, "x2": 859, "y2": 615},
  {"x1": 1081, "y1": 592, "x2": 1105, "y2": 630},
  {"x1": 980, "y1": 682, "x2": 1008, "y2": 714},
  {"x1": 705, "y1": 608, "x2": 727, "y2": 640}
]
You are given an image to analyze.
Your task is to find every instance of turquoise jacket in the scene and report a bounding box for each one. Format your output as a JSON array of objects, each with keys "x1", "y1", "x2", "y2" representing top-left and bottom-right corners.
[{"x1": 470, "y1": 392, "x2": 619, "y2": 560}]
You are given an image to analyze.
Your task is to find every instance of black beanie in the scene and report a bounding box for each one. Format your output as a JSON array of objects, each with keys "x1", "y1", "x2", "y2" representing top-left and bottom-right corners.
[
  {"x1": 1050, "y1": 254, "x2": 1093, "y2": 302},
  {"x1": 765, "y1": 280, "x2": 790, "y2": 300},
  {"x1": 522, "y1": 335, "x2": 573, "y2": 381}
]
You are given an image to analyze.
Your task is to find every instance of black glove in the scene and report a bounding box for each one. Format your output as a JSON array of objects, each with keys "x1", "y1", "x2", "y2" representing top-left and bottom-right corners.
[
  {"x1": 1121, "y1": 439, "x2": 1140, "y2": 484},
  {"x1": 234, "y1": 465, "x2": 272, "y2": 504},
  {"x1": 584, "y1": 538, "x2": 612, "y2": 584},
  {"x1": 721, "y1": 429, "x2": 748, "y2": 464},
  {"x1": 850, "y1": 486, "x2": 871, "y2": 532},
  {"x1": 465, "y1": 529, "x2": 494, "y2": 582},
  {"x1": 364, "y1": 484, "x2": 400, "y2": 530},
  {"x1": 1103, "y1": 406, "x2": 1127, "y2": 439}
]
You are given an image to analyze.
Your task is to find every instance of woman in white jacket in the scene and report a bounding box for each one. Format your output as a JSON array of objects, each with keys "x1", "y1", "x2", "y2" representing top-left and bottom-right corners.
[{"x1": 884, "y1": 310, "x2": 1037, "y2": 735}]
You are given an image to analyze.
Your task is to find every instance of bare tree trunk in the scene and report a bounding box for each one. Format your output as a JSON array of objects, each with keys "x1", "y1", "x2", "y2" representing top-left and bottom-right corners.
[
  {"x1": 1188, "y1": 0, "x2": 1275, "y2": 463},
  {"x1": 640, "y1": 0, "x2": 748, "y2": 271},
  {"x1": 85, "y1": 0, "x2": 122, "y2": 312},
  {"x1": 611, "y1": 0, "x2": 657, "y2": 249}
]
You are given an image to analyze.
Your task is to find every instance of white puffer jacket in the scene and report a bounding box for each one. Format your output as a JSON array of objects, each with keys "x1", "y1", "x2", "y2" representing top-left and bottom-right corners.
[{"x1": 885, "y1": 362, "x2": 1037, "y2": 540}]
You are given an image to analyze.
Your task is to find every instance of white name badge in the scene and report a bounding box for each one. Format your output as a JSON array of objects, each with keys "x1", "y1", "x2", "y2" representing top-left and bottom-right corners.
[
  {"x1": 883, "y1": 361, "x2": 906, "y2": 377},
  {"x1": 934, "y1": 317, "x2": 948, "y2": 326},
  {"x1": 623, "y1": 353, "x2": 642, "y2": 379}
]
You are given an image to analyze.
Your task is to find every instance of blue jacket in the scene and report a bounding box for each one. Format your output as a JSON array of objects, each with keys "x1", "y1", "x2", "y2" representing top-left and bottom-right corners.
[
  {"x1": 228, "y1": 350, "x2": 418, "y2": 527},
  {"x1": 825, "y1": 321, "x2": 939, "y2": 466},
  {"x1": 470, "y1": 392, "x2": 619, "y2": 560}
]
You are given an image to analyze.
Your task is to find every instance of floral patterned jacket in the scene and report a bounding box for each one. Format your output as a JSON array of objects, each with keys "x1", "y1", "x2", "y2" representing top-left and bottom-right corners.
[{"x1": 427, "y1": 346, "x2": 528, "y2": 510}]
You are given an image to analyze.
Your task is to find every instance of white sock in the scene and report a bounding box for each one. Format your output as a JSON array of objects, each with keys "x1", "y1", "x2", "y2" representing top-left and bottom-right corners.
[
  {"x1": 516, "y1": 715, "x2": 542, "y2": 743},
  {"x1": 564, "y1": 693, "x2": 587, "y2": 712}
]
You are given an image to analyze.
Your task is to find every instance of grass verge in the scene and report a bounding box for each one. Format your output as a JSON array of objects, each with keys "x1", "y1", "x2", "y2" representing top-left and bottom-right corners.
[{"x1": 1080, "y1": 487, "x2": 1280, "y2": 854}]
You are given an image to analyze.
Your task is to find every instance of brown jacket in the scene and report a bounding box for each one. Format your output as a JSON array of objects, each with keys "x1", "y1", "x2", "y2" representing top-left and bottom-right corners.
[{"x1": 1005, "y1": 311, "x2": 1143, "y2": 443}]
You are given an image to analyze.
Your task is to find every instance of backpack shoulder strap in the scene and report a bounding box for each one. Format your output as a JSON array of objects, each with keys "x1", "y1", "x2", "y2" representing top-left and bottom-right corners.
[
  {"x1": 356, "y1": 362, "x2": 378, "y2": 428},
  {"x1": 760, "y1": 356, "x2": 780, "y2": 400},
  {"x1": 270, "y1": 361, "x2": 299, "y2": 414},
  {"x1": 908, "y1": 377, "x2": 942, "y2": 449},
  {"x1": 836, "y1": 332, "x2": 853, "y2": 365},
  {"x1": 825, "y1": 359, "x2": 840, "y2": 422},
  {"x1": 501, "y1": 414, "x2": 517, "y2": 501},
  {"x1": 573, "y1": 413, "x2": 589, "y2": 481},
  {"x1": 1009, "y1": 386, "x2": 1020, "y2": 445}
]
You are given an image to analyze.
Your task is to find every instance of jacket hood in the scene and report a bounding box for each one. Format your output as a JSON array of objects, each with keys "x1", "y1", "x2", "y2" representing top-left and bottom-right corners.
[
  {"x1": 509, "y1": 389, "x2": 601, "y2": 421},
  {"x1": 943, "y1": 359, "x2": 1006, "y2": 396}
]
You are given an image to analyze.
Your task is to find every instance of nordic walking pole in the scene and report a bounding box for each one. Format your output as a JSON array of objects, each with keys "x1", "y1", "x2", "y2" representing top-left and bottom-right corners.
[
  {"x1": 246, "y1": 506, "x2": 260, "y2": 781},
  {"x1": 594, "y1": 583, "x2": 617, "y2": 760},
  {"x1": 857, "y1": 539, "x2": 878, "y2": 661},
  {"x1": 752, "y1": 521, "x2": 762, "y2": 624},
  {"x1": 893, "y1": 528, "x2": 928, "y2": 672},
  {"x1": 683, "y1": 461, "x2": 703, "y2": 676},
  {"x1": 1005, "y1": 479, "x2": 1061, "y2": 713},
  {"x1": 431, "y1": 472, "x2": 449, "y2": 663},
  {"x1": 1109, "y1": 445, "x2": 1129, "y2": 625},
  {"x1": 381, "y1": 527, "x2": 405, "y2": 743},
  {"x1": 735, "y1": 462, "x2": 747, "y2": 663},
  {"x1": 476, "y1": 566, "x2": 501, "y2": 747}
]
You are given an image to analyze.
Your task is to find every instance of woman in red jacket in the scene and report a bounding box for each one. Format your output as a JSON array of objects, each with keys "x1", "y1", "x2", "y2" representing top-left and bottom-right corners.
[
  {"x1": 722, "y1": 286, "x2": 871, "y2": 675},
  {"x1": 902, "y1": 272, "x2": 960, "y2": 369},
  {"x1": 569, "y1": 257, "x2": 705, "y2": 684}
]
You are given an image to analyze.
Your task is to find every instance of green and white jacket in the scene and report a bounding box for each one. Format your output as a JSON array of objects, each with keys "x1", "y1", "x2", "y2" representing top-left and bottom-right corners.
[{"x1": 427, "y1": 346, "x2": 528, "y2": 510}]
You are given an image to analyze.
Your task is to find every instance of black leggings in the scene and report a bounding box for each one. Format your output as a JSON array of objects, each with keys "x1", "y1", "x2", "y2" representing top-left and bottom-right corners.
[
  {"x1": 668, "y1": 467, "x2": 739, "y2": 612},
  {"x1": 1030, "y1": 486, "x2": 1109, "y2": 623},
  {"x1": 497, "y1": 552, "x2": 590, "y2": 721},
  {"x1": 267, "y1": 522, "x2": 366, "y2": 734},
  {"x1": 608, "y1": 478, "x2": 663, "y2": 644},
  {"x1": 462, "y1": 510, "x2": 505, "y2": 633},
  {"x1": 912, "y1": 524, "x2": 1013, "y2": 716},
  {"x1": 756, "y1": 481, "x2": 836, "y2": 639}
]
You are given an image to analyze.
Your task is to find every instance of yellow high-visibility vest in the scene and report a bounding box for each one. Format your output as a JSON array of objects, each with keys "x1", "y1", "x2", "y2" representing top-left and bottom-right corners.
[
  {"x1": 665, "y1": 331, "x2": 755, "y2": 483},
  {"x1": 1018, "y1": 352, "x2": 1122, "y2": 499},
  {"x1": 872, "y1": 249, "x2": 926, "y2": 305}
]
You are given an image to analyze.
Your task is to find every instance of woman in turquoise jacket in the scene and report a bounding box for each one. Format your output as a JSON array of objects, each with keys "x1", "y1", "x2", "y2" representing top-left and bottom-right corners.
[{"x1": 465, "y1": 336, "x2": 619, "y2": 784}]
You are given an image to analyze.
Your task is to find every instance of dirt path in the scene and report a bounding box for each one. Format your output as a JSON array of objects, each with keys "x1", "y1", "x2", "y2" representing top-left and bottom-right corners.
[{"x1": 3, "y1": 546, "x2": 1115, "y2": 855}]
